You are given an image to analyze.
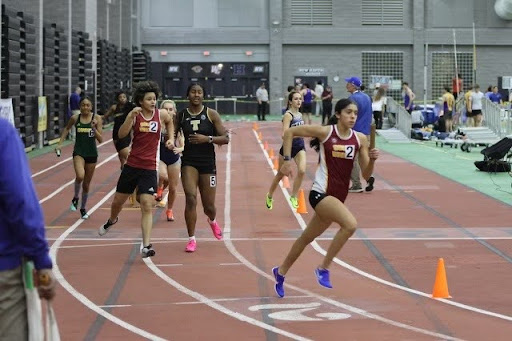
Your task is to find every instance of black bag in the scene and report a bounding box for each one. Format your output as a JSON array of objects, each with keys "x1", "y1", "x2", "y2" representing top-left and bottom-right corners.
[
  {"x1": 474, "y1": 137, "x2": 512, "y2": 172},
  {"x1": 474, "y1": 160, "x2": 511, "y2": 172}
]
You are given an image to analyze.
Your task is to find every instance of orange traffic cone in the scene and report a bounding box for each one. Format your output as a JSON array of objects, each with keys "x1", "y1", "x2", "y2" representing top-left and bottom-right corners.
[
  {"x1": 432, "y1": 258, "x2": 451, "y2": 299},
  {"x1": 258, "y1": 132, "x2": 262, "y2": 141},
  {"x1": 253, "y1": 122, "x2": 259, "y2": 131},
  {"x1": 282, "y1": 176, "x2": 290, "y2": 189},
  {"x1": 268, "y1": 148, "x2": 274, "y2": 159},
  {"x1": 273, "y1": 158, "x2": 279, "y2": 171},
  {"x1": 264, "y1": 140, "x2": 269, "y2": 150},
  {"x1": 296, "y1": 189, "x2": 308, "y2": 214}
]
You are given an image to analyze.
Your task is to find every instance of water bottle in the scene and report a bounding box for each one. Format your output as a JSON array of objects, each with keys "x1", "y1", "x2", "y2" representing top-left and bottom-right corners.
[{"x1": 55, "y1": 148, "x2": 61, "y2": 157}]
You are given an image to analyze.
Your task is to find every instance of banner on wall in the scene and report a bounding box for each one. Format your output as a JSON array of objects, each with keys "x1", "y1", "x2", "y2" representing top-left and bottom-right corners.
[
  {"x1": 0, "y1": 98, "x2": 15, "y2": 126},
  {"x1": 38, "y1": 96, "x2": 47, "y2": 132}
]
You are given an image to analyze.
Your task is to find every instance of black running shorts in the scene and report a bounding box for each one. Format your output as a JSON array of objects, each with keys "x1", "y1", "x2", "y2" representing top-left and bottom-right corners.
[
  {"x1": 73, "y1": 153, "x2": 98, "y2": 164},
  {"x1": 116, "y1": 164, "x2": 157, "y2": 195},
  {"x1": 309, "y1": 190, "x2": 327, "y2": 209}
]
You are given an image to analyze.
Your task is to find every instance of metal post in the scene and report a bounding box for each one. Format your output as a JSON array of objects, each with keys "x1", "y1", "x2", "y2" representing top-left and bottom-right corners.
[
  {"x1": 68, "y1": 0, "x2": 72, "y2": 94},
  {"x1": 423, "y1": 43, "x2": 428, "y2": 107},
  {"x1": 106, "y1": 1, "x2": 110, "y2": 41},
  {"x1": 119, "y1": 1, "x2": 122, "y2": 49},
  {"x1": 38, "y1": 0, "x2": 44, "y2": 148},
  {"x1": 453, "y1": 29, "x2": 459, "y2": 97},
  {"x1": 472, "y1": 22, "x2": 477, "y2": 85}
]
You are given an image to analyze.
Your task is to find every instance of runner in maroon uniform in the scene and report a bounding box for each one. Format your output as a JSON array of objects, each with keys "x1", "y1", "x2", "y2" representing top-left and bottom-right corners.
[
  {"x1": 271, "y1": 98, "x2": 379, "y2": 297},
  {"x1": 98, "y1": 81, "x2": 174, "y2": 258}
]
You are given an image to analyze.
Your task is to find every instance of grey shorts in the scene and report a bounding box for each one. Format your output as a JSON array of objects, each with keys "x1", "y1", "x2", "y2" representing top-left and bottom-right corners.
[{"x1": 0, "y1": 266, "x2": 27, "y2": 340}]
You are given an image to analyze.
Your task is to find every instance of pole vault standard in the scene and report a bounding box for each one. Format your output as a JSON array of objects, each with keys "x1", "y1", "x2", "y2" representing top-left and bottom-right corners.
[
  {"x1": 423, "y1": 43, "x2": 428, "y2": 106},
  {"x1": 453, "y1": 29, "x2": 459, "y2": 97},
  {"x1": 472, "y1": 22, "x2": 477, "y2": 85}
]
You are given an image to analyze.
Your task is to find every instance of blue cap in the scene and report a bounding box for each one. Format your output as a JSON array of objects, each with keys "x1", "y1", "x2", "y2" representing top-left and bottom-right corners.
[{"x1": 345, "y1": 76, "x2": 362, "y2": 88}]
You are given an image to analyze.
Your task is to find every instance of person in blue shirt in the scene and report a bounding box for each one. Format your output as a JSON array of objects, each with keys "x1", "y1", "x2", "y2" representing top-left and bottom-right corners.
[
  {"x1": 488, "y1": 86, "x2": 503, "y2": 106},
  {"x1": 345, "y1": 76, "x2": 375, "y2": 193},
  {"x1": 0, "y1": 118, "x2": 56, "y2": 339}
]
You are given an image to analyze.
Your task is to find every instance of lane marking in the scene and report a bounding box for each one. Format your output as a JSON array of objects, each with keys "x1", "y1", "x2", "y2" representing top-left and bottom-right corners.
[
  {"x1": 97, "y1": 295, "x2": 312, "y2": 308},
  {"x1": 39, "y1": 152, "x2": 118, "y2": 204},
  {"x1": 254, "y1": 129, "x2": 512, "y2": 322},
  {"x1": 155, "y1": 264, "x2": 184, "y2": 267},
  {"x1": 219, "y1": 263, "x2": 243, "y2": 266},
  {"x1": 249, "y1": 303, "x2": 351, "y2": 322},
  {"x1": 227, "y1": 137, "x2": 464, "y2": 340},
  {"x1": 32, "y1": 138, "x2": 113, "y2": 178},
  {"x1": 50, "y1": 187, "x2": 167, "y2": 341},
  {"x1": 143, "y1": 257, "x2": 312, "y2": 341}
]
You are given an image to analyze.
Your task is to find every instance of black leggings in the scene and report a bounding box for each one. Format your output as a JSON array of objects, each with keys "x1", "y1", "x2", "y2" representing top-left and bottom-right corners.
[
  {"x1": 373, "y1": 111, "x2": 383, "y2": 129},
  {"x1": 322, "y1": 102, "x2": 332, "y2": 125}
]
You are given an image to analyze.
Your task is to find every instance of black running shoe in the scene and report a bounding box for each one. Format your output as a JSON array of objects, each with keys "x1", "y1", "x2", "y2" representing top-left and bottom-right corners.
[
  {"x1": 80, "y1": 209, "x2": 89, "y2": 219},
  {"x1": 98, "y1": 217, "x2": 118, "y2": 236},
  {"x1": 141, "y1": 244, "x2": 156, "y2": 258},
  {"x1": 70, "y1": 197, "x2": 79, "y2": 211},
  {"x1": 365, "y1": 176, "x2": 375, "y2": 192}
]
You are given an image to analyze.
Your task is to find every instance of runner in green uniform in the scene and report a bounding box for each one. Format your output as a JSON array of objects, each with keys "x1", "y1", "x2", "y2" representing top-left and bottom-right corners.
[{"x1": 56, "y1": 97, "x2": 103, "y2": 219}]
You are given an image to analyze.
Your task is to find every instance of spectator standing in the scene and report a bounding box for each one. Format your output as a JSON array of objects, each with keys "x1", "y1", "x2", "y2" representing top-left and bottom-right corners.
[
  {"x1": 345, "y1": 76, "x2": 375, "y2": 193},
  {"x1": 452, "y1": 74, "x2": 463, "y2": 99},
  {"x1": 402, "y1": 82, "x2": 415, "y2": 114},
  {"x1": 488, "y1": 86, "x2": 503, "y2": 106},
  {"x1": 321, "y1": 85, "x2": 333, "y2": 125},
  {"x1": 469, "y1": 84, "x2": 485, "y2": 127},
  {"x1": 441, "y1": 87, "x2": 455, "y2": 132},
  {"x1": 371, "y1": 87, "x2": 387, "y2": 129},
  {"x1": 0, "y1": 118, "x2": 56, "y2": 339},
  {"x1": 314, "y1": 80, "x2": 324, "y2": 117},
  {"x1": 256, "y1": 83, "x2": 269, "y2": 121}
]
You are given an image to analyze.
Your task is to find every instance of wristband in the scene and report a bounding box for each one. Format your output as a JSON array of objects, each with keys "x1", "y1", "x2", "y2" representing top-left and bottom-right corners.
[
  {"x1": 283, "y1": 155, "x2": 291, "y2": 161},
  {"x1": 209, "y1": 136, "x2": 213, "y2": 143}
]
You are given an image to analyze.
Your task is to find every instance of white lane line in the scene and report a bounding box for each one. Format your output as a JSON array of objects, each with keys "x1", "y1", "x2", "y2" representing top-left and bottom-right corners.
[
  {"x1": 227, "y1": 136, "x2": 464, "y2": 340},
  {"x1": 219, "y1": 263, "x2": 243, "y2": 266},
  {"x1": 143, "y1": 257, "x2": 312, "y2": 341},
  {"x1": 47, "y1": 236, "x2": 512, "y2": 242},
  {"x1": 50, "y1": 187, "x2": 167, "y2": 341},
  {"x1": 254, "y1": 129, "x2": 512, "y2": 322},
  {"x1": 97, "y1": 295, "x2": 312, "y2": 309},
  {"x1": 39, "y1": 152, "x2": 118, "y2": 204},
  {"x1": 32, "y1": 138, "x2": 113, "y2": 178},
  {"x1": 155, "y1": 264, "x2": 184, "y2": 267}
]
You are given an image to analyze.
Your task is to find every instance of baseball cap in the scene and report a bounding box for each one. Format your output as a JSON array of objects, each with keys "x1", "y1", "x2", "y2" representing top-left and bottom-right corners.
[
  {"x1": 345, "y1": 76, "x2": 362, "y2": 88},
  {"x1": 375, "y1": 82, "x2": 381, "y2": 88}
]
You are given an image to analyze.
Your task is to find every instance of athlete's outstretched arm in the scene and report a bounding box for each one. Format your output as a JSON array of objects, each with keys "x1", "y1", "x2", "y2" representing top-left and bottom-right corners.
[
  {"x1": 356, "y1": 132, "x2": 379, "y2": 181},
  {"x1": 280, "y1": 125, "x2": 329, "y2": 177}
]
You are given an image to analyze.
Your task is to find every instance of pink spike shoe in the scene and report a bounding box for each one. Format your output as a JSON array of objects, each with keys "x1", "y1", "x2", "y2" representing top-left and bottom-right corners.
[
  {"x1": 185, "y1": 239, "x2": 197, "y2": 252},
  {"x1": 207, "y1": 218, "x2": 223, "y2": 240}
]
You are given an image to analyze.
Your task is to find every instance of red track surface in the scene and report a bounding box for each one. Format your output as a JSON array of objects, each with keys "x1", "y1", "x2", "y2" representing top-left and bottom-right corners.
[{"x1": 34, "y1": 123, "x2": 512, "y2": 340}]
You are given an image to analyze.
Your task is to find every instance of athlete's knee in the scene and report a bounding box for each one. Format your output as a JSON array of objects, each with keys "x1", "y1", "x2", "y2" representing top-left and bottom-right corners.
[
  {"x1": 185, "y1": 193, "x2": 197, "y2": 207},
  {"x1": 343, "y1": 217, "x2": 357, "y2": 235},
  {"x1": 75, "y1": 174, "x2": 84, "y2": 183},
  {"x1": 139, "y1": 198, "x2": 153, "y2": 212}
]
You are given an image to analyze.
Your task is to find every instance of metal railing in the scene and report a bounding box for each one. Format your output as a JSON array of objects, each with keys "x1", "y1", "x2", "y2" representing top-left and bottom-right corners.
[
  {"x1": 461, "y1": 97, "x2": 512, "y2": 138},
  {"x1": 386, "y1": 97, "x2": 412, "y2": 138}
]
